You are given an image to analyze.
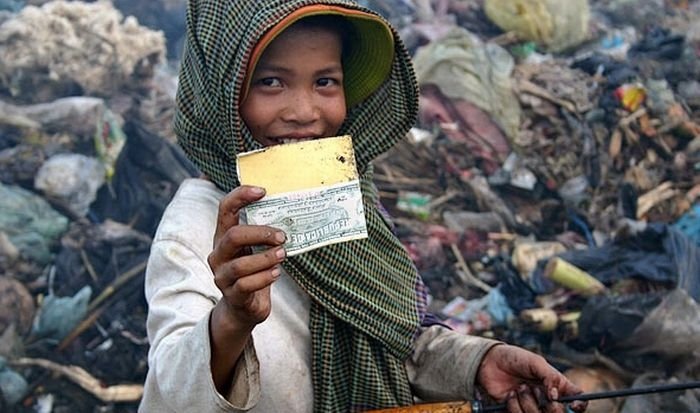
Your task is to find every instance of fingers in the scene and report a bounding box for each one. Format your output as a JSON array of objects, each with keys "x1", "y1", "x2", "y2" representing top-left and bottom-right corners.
[
  {"x1": 544, "y1": 394, "x2": 565, "y2": 413},
  {"x1": 222, "y1": 268, "x2": 280, "y2": 304},
  {"x1": 522, "y1": 351, "x2": 559, "y2": 385},
  {"x1": 540, "y1": 368, "x2": 586, "y2": 413},
  {"x1": 214, "y1": 185, "x2": 266, "y2": 242},
  {"x1": 534, "y1": 387, "x2": 560, "y2": 413},
  {"x1": 209, "y1": 224, "x2": 286, "y2": 309},
  {"x1": 211, "y1": 224, "x2": 286, "y2": 265},
  {"x1": 506, "y1": 392, "x2": 524, "y2": 413},
  {"x1": 542, "y1": 369, "x2": 584, "y2": 403},
  {"x1": 569, "y1": 400, "x2": 588, "y2": 413},
  {"x1": 510, "y1": 385, "x2": 544, "y2": 413},
  {"x1": 506, "y1": 385, "x2": 568, "y2": 413},
  {"x1": 482, "y1": 344, "x2": 586, "y2": 413},
  {"x1": 215, "y1": 246, "x2": 286, "y2": 289},
  {"x1": 213, "y1": 247, "x2": 284, "y2": 327},
  {"x1": 525, "y1": 354, "x2": 583, "y2": 399}
]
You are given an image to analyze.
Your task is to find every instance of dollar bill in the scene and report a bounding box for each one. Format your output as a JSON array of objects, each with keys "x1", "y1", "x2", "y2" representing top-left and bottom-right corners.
[{"x1": 242, "y1": 180, "x2": 368, "y2": 256}]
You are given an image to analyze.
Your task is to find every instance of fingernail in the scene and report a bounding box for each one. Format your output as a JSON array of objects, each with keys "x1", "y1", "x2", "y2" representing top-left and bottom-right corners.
[
  {"x1": 271, "y1": 267, "x2": 281, "y2": 278},
  {"x1": 519, "y1": 384, "x2": 528, "y2": 394},
  {"x1": 250, "y1": 186, "x2": 265, "y2": 195},
  {"x1": 275, "y1": 231, "x2": 286, "y2": 243},
  {"x1": 550, "y1": 388, "x2": 559, "y2": 401},
  {"x1": 508, "y1": 391, "x2": 516, "y2": 399},
  {"x1": 275, "y1": 248, "x2": 286, "y2": 259}
]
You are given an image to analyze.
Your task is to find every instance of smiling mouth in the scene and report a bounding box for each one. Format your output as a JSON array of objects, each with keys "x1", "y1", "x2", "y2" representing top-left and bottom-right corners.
[{"x1": 268, "y1": 136, "x2": 321, "y2": 145}]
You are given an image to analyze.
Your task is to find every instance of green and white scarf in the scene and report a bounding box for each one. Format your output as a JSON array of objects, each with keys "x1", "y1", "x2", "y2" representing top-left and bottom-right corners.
[{"x1": 174, "y1": 1, "x2": 424, "y2": 411}]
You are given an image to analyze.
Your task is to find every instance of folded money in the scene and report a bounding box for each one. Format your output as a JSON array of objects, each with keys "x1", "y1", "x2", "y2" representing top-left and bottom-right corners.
[{"x1": 236, "y1": 135, "x2": 368, "y2": 256}]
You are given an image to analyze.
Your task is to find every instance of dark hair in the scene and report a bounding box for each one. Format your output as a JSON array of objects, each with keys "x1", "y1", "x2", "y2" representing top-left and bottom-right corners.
[{"x1": 291, "y1": 14, "x2": 355, "y2": 62}]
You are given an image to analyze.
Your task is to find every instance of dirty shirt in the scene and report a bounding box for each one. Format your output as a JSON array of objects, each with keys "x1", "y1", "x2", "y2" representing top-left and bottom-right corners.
[
  {"x1": 173, "y1": 1, "x2": 430, "y2": 409},
  {"x1": 140, "y1": 178, "x2": 500, "y2": 413}
]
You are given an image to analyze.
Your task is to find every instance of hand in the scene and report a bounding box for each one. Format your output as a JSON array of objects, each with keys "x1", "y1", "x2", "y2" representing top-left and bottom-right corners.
[
  {"x1": 208, "y1": 185, "x2": 287, "y2": 329},
  {"x1": 476, "y1": 344, "x2": 587, "y2": 413}
]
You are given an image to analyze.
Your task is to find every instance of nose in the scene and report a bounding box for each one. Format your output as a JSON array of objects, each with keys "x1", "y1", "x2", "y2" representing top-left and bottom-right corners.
[{"x1": 281, "y1": 89, "x2": 320, "y2": 124}]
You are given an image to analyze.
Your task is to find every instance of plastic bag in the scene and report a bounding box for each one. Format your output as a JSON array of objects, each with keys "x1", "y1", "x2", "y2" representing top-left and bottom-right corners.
[
  {"x1": 0, "y1": 182, "x2": 68, "y2": 264},
  {"x1": 620, "y1": 374, "x2": 700, "y2": 413},
  {"x1": 484, "y1": 0, "x2": 590, "y2": 52},
  {"x1": 532, "y1": 223, "x2": 700, "y2": 301},
  {"x1": 34, "y1": 153, "x2": 105, "y2": 217},
  {"x1": 413, "y1": 27, "x2": 521, "y2": 140},
  {"x1": 32, "y1": 285, "x2": 91, "y2": 342}
]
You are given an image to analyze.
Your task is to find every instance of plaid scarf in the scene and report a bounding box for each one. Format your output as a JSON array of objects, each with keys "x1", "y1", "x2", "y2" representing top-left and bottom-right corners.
[{"x1": 174, "y1": 1, "x2": 424, "y2": 411}]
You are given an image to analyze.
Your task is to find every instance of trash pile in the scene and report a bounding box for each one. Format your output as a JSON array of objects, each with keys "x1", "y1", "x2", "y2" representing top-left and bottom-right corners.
[
  {"x1": 0, "y1": 0, "x2": 699, "y2": 412},
  {"x1": 0, "y1": 1, "x2": 196, "y2": 411},
  {"x1": 373, "y1": 1, "x2": 700, "y2": 412}
]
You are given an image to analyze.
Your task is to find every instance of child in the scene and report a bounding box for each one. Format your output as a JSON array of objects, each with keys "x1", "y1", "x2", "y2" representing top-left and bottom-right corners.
[{"x1": 140, "y1": 1, "x2": 588, "y2": 412}]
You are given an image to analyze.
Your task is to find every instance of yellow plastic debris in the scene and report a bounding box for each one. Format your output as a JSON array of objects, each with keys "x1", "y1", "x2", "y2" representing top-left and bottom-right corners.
[
  {"x1": 484, "y1": 0, "x2": 590, "y2": 53},
  {"x1": 614, "y1": 84, "x2": 647, "y2": 112}
]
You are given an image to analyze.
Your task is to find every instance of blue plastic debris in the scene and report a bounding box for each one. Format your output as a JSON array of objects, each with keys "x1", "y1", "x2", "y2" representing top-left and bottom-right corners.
[
  {"x1": 0, "y1": 0, "x2": 24, "y2": 12},
  {"x1": 674, "y1": 204, "x2": 700, "y2": 246},
  {"x1": 33, "y1": 285, "x2": 92, "y2": 341},
  {"x1": 0, "y1": 357, "x2": 28, "y2": 407}
]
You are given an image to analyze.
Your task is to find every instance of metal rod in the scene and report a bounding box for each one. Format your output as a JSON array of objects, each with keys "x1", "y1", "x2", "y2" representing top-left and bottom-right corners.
[{"x1": 480, "y1": 380, "x2": 700, "y2": 412}]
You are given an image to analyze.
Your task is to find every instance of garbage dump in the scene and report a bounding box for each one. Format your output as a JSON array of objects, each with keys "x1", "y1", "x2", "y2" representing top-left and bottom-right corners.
[{"x1": 0, "y1": 0, "x2": 699, "y2": 412}]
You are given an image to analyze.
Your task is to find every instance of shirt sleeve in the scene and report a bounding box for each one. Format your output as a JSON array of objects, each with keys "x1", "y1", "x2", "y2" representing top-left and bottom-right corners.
[
  {"x1": 142, "y1": 237, "x2": 262, "y2": 412},
  {"x1": 406, "y1": 324, "x2": 501, "y2": 402}
]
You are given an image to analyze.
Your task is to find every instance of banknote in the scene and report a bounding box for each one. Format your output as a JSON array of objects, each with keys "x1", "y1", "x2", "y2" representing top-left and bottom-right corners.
[{"x1": 242, "y1": 180, "x2": 368, "y2": 256}]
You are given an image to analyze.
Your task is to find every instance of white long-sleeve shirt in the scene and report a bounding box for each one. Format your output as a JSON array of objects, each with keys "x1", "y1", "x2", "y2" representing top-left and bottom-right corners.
[{"x1": 139, "y1": 178, "x2": 499, "y2": 413}]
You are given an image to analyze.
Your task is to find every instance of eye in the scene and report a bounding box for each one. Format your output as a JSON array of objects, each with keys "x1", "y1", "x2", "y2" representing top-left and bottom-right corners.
[
  {"x1": 258, "y1": 77, "x2": 283, "y2": 88},
  {"x1": 316, "y1": 77, "x2": 341, "y2": 88}
]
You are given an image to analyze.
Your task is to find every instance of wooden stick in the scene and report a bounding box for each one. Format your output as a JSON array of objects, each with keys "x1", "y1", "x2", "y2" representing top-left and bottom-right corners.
[
  {"x1": 637, "y1": 181, "x2": 678, "y2": 219},
  {"x1": 57, "y1": 261, "x2": 147, "y2": 351},
  {"x1": 487, "y1": 232, "x2": 517, "y2": 241},
  {"x1": 427, "y1": 191, "x2": 459, "y2": 210},
  {"x1": 609, "y1": 128, "x2": 623, "y2": 159},
  {"x1": 11, "y1": 358, "x2": 143, "y2": 402},
  {"x1": 0, "y1": 112, "x2": 41, "y2": 129},
  {"x1": 80, "y1": 249, "x2": 99, "y2": 283},
  {"x1": 57, "y1": 306, "x2": 107, "y2": 352},
  {"x1": 450, "y1": 243, "x2": 492, "y2": 293},
  {"x1": 366, "y1": 401, "x2": 474, "y2": 413},
  {"x1": 87, "y1": 261, "x2": 147, "y2": 313},
  {"x1": 621, "y1": 123, "x2": 640, "y2": 145},
  {"x1": 620, "y1": 108, "x2": 647, "y2": 127},
  {"x1": 517, "y1": 79, "x2": 578, "y2": 113}
]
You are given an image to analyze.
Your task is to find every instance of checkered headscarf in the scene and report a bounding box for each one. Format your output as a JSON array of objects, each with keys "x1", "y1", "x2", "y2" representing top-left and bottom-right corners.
[{"x1": 174, "y1": 1, "x2": 424, "y2": 410}]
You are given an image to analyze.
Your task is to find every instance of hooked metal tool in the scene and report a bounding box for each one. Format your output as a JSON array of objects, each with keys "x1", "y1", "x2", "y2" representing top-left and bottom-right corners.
[{"x1": 366, "y1": 380, "x2": 700, "y2": 412}]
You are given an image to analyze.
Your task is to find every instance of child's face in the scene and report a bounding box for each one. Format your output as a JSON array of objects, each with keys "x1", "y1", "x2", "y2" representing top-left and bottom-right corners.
[{"x1": 240, "y1": 24, "x2": 347, "y2": 147}]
